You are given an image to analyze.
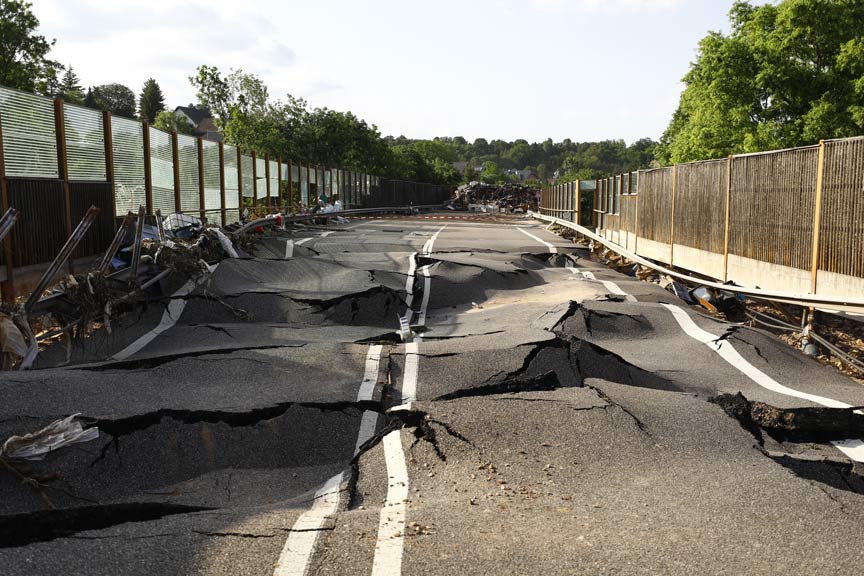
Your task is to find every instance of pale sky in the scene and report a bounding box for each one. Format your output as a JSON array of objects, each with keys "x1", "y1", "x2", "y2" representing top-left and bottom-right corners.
[{"x1": 31, "y1": 0, "x2": 747, "y2": 144}]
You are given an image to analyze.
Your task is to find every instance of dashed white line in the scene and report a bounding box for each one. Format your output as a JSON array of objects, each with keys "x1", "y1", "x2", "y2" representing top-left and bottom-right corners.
[
  {"x1": 568, "y1": 268, "x2": 637, "y2": 302},
  {"x1": 111, "y1": 267, "x2": 220, "y2": 361},
  {"x1": 517, "y1": 226, "x2": 557, "y2": 253},
  {"x1": 274, "y1": 345, "x2": 382, "y2": 576}
]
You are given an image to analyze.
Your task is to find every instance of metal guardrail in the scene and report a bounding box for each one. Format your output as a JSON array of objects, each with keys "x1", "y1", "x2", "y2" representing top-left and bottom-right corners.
[{"x1": 530, "y1": 211, "x2": 864, "y2": 314}]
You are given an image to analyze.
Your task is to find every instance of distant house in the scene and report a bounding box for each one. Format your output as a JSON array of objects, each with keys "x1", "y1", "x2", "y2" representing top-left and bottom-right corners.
[
  {"x1": 174, "y1": 105, "x2": 222, "y2": 142},
  {"x1": 505, "y1": 169, "x2": 536, "y2": 181}
]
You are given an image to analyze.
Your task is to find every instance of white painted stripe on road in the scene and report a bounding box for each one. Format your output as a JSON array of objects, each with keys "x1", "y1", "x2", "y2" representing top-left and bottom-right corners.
[
  {"x1": 274, "y1": 343, "x2": 384, "y2": 576},
  {"x1": 358, "y1": 345, "x2": 383, "y2": 402},
  {"x1": 284, "y1": 237, "x2": 313, "y2": 259},
  {"x1": 404, "y1": 253, "x2": 418, "y2": 325},
  {"x1": 421, "y1": 224, "x2": 448, "y2": 255},
  {"x1": 111, "y1": 269, "x2": 217, "y2": 361},
  {"x1": 569, "y1": 268, "x2": 637, "y2": 302},
  {"x1": 371, "y1": 429, "x2": 410, "y2": 576},
  {"x1": 274, "y1": 472, "x2": 344, "y2": 576},
  {"x1": 662, "y1": 303, "x2": 864, "y2": 462},
  {"x1": 517, "y1": 226, "x2": 557, "y2": 253},
  {"x1": 401, "y1": 341, "x2": 420, "y2": 406},
  {"x1": 418, "y1": 267, "x2": 432, "y2": 327}
]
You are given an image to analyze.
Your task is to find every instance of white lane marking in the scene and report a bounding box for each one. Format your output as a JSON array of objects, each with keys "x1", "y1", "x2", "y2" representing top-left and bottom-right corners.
[
  {"x1": 417, "y1": 266, "x2": 432, "y2": 327},
  {"x1": 371, "y1": 429, "x2": 409, "y2": 576},
  {"x1": 274, "y1": 472, "x2": 344, "y2": 576},
  {"x1": 568, "y1": 268, "x2": 637, "y2": 302},
  {"x1": 284, "y1": 237, "x2": 313, "y2": 259},
  {"x1": 274, "y1": 345, "x2": 383, "y2": 576},
  {"x1": 517, "y1": 226, "x2": 557, "y2": 253},
  {"x1": 371, "y1": 226, "x2": 446, "y2": 573},
  {"x1": 401, "y1": 341, "x2": 420, "y2": 406},
  {"x1": 111, "y1": 268, "x2": 218, "y2": 361},
  {"x1": 358, "y1": 345, "x2": 383, "y2": 401},
  {"x1": 404, "y1": 253, "x2": 418, "y2": 325},
  {"x1": 662, "y1": 303, "x2": 864, "y2": 462}
]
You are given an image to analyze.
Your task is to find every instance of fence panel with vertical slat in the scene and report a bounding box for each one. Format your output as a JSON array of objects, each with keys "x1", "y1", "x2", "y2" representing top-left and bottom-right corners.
[
  {"x1": 635, "y1": 167, "x2": 674, "y2": 262},
  {"x1": 818, "y1": 137, "x2": 864, "y2": 297},
  {"x1": 727, "y1": 147, "x2": 817, "y2": 293},
  {"x1": 177, "y1": 134, "x2": 199, "y2": 214}
]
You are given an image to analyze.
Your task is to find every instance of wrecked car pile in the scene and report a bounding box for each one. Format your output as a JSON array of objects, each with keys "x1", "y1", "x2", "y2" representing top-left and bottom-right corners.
[{"x1": 454, "y1": 182, "x2": 538, "y2": 213}]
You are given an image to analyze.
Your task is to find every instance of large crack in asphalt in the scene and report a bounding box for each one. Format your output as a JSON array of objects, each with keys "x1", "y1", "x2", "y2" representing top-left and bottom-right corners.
[{"x1": 0, "y1": 502, "x2": 212, "y2": 548}]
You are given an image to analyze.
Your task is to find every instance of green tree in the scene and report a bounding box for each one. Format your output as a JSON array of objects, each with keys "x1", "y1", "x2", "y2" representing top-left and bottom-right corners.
[
  {"x1": 57, "y1": 64, "x2": 83, "y2": 104},
  {"x1": 0, "y1": 0, "x2": 58, "y2": 92},
  {"x1": 463, "y1": 164, "x2": 477, "y2": 182},
  {"x1": 138, "y1": 78, "x2": 165, "y2": 123},
  {"x1": 152, "y1": 110, "x2": 195, "y2": 135},
  {"x1": 659, "y1": 0, "x2": 864, "y2": 164},
  {"x1": 90, "y1": 83, "x2": 136, "y2": 118}
]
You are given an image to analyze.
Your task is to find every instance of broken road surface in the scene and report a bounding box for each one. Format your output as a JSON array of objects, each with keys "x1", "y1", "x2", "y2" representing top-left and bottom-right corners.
[{"x1": 1, "y1": 216, "x2": 864, "y2": 575}]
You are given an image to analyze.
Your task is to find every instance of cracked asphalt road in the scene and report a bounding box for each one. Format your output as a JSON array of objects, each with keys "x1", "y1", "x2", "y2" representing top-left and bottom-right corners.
[{"x1": 1, "y1": 215, "x2": 864, "y2": 575}]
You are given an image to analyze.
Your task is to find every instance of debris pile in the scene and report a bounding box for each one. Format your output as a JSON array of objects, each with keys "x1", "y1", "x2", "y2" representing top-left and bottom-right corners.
[
  {"x1": 0, "y1": 207, "x2": 240, "y2": 371},
  {"x1": 454, "y1": 182, "x2": 538, "y2": 213}
]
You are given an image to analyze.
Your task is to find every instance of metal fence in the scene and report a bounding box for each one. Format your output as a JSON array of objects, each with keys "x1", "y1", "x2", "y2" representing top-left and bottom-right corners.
[
  {"x1": 540, "y1": 136, "x2": 864, "y2": 300},
  {"x1": 0, "y1": 84, "x2": 452, "y2": 299}
]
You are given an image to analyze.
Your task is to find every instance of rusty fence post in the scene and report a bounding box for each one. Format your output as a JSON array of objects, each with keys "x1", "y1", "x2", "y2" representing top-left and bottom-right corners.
[
  {"x1": 197, "y1": 137, "x2": 205, "y2": 222},
  {"x1": 634, "y1": 171, "x2": 640, "y2": 254},
  {"x1": 287, "y1": 159, "x2": 294, "y2": 213},
  {"x1": 251, "y1": 150, "x2": 258, "y2": 212},
  {"x1": 54, "y1": 99, "x2": 74, "y2": 273},
  {"x1": 810, "y1": 140, "x2": 826, "y2": 294},
  {"x1": 102, "y1": 110, "x2": 116, "y2": 231},
  {"x1": 276, "y1": 158, "x2": 282, "y2": 212},
  {"x1": 264, "y1": 153, "x2": 271, "y2": 213},
  {"x1": 236, "y1": 147, "x2": 243, "y2": 217},
  {"x1": 0, "y1": 111, "x2": 15, "y2": 302},
  {"x1": 218, "y1": 142, "x2": 226, "y2": 225},
  {"x1": 142, "y1": 122, "x2": 153, "y2": 215},
  {"x1": 171, "y1": 130, "x2": 181, "y2": 213}
]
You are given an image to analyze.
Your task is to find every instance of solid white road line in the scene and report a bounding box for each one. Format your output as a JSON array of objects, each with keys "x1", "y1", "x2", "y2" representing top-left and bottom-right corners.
[
  {"x1": 370, "y1": 225, "x2": 447, "y2": 573},
  {"x1": 404, "y1": 253, "x2": 418, "y2": 325},
  {"x1": 371, "y1": 429, "x2": 410, "y2": 576},
  {"x1": 517, "y1": 226, "x2": 557, "y2": 253},
  {"x1": 569, "y1": 268, "x2": 637, "y2": 302},
  {"x1": 111, "y1": 268, "x2": 218, "y2": 361},
  {"x1": 561, "y1": 263, "x2": 864, "y2": 462},
  {"x1": 284, "y1": 237, "x2": 313, "y2": 259},
  {"x1": 662, "y1": 303, "x2": 864, "y2": 462},
  {"x1": 274, "y1": 344, "x2": 383, "y2": 576}
]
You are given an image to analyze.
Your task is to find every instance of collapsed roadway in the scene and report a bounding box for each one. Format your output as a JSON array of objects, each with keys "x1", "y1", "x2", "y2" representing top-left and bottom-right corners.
[{"x1": 0, "y1": 213, "x2": 863, "y2": 575}]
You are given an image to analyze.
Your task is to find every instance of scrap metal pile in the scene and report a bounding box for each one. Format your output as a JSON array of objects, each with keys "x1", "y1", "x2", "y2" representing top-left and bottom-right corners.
[
  {"x1": 454, "y1": 182, "x2": 539, "y2": 213},
  {"x1": 0, "y1": 206, "x2": 239, "y2": 371}
]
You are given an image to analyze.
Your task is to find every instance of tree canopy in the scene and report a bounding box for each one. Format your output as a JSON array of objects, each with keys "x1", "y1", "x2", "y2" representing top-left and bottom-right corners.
[
  {"x1": 152, "y1": 110, "x2": 195, "y2": 135},
  {"x1": 88, "y1": 83, "x2": 136, "y2": 118},
  {"x1": 658, "y1": 0, "x2": 864, "y2": 164},
  {"x1": 0, "y1": 0, "x2": 58, "y2": 93}
]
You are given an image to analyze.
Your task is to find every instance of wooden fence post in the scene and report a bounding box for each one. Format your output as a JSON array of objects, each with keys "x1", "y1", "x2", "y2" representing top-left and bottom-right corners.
[
  {"x1": 0, "y1": 111, "x2": 15, "y2": 302},
  {"x1": 54, "y1": 99, "x2": 74, "y2": 272},
  {"x1": 251, "y1": 150, "x2": 258, "y2": 211},
  {"x1": 287, "y1": 160, "x2": 294, "y2": 213},
  {"x1": 171, "y1": 130, "x2": 181, "y2": 213},
  {"x1": 811, "y1": 140, "x2": 826, "y2": 294},
  {"x1": 102, "y1": 111, "x2": 116, "y2": 231},
  {"x1": 276, "y1": 158, "x2": 282, "y2": 212},
  {"x1": 723, "y1": 155, "x2": 733, "y2": 282},
  {"x1": 142, "y1": 122, "x2": 153, "y2": 215},
  {"x1": 634, "y1": 172, "x2": 640, "y2": 254},
  {"x1": 218, "y1": 142, "x2": 226, "y2": 225},
  {"x1": 236, "y1": 147, "x2": 243, "y2": 217},
  {"x1": 264, "y1": 153, "x2": 271, "y2": 212},
  {"x1": 197, "y1": 137, "x2": 205, "y2": 222}
]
